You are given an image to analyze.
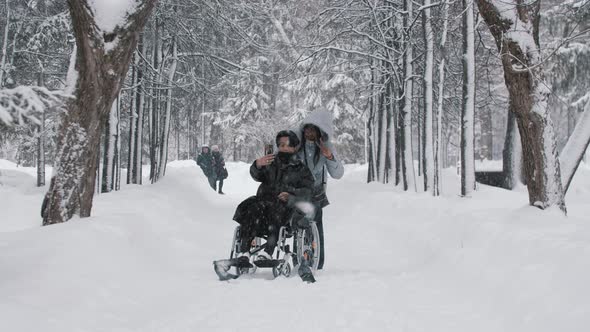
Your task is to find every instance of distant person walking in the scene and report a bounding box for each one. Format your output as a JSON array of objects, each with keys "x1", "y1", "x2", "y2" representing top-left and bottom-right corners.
[
  {"x1": 210, "y1": 145, "x2": 228, "y2": 194},
  {"x1": 196, "y1": 145, "x2": 217, "y2": 193}
]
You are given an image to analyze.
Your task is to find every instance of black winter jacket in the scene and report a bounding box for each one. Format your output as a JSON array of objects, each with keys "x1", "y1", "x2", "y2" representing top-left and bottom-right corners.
[
  {"x1": 212, "y1": 151, "x2": 226, "y2": 178},
  {"x1": 250, "y1": 153, "x2": 314, "y2": 206},
  {"x1": 196, "y1": 153, "x2": 214, "y2": 177}
]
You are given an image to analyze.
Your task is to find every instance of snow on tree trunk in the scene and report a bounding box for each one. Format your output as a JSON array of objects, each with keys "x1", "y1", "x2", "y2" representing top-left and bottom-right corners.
[
  {"x1": 422, "y1": 0, "x2": 435, "y2": 193},
  {"x1": 102, "y1": 100, "x2": 117, "y2": 193},
  {"x1": 36, "y1": 111, "x2": 46, "y2": 187},
  {"x1": 157, "y1": 37, "x2": 177, "y2": 180},
  {"x1": 0, "y1": 0, "x2": 10, "y2": 88},
  {"x1": 134, "y1": 37, "x2": 145, "y2": 185},
  {"x1": 95, "y1": 135, "x2": 101, "y2": 195},
  {"x1": 503, "y1": 111, "x2": 522, "y2": 189},
  {"x1": 378, "y1": 88, "x2": 388, "y2": 183},
  {"x1": 189, "y1": 107, "x2": 195, "y2": 159},
  {"x1": 461, "y1": 0, "x2": 476, "y2": 197},
  {"x1": 36, "y1": 72, "x2": 46, "y2": 187},
  {"x1": 402, "y1": 0, "x2": 416, "y2": 192},
  {"x1": 417, "y1": 107, "x2": 422, "y2": 178},
  {"x1": 367, "y1": 58, "x2": 378, "y2": 183},
  {"x1": 127, "y1": 54, "x2": 137, "y2": 185},
  {"x1": 367, "y1": 114, "x2": 376, "y2": 183},
  {"x1": 149, "y1": 19, "x2": 162, "y2": 183},
  {"x1": 387, "y1": 82, "x2": 397, "y2": 184},
  {"x1": 560, "y1": 97, "x2": 590, "y2": 194},
  {"x1": 434, "y1": 0, "x2": 449, "y2": 196},
  {"x1": 175, "y1": 112, "x2": 180, "y2": 161},
  {"x1": 42, "y1": 0, "x2": 158, "y2": 225},
  {"x1": 398, "y1": 97, "x2": 407, "y2": 188},
  {"x1": 134, "y1": 87, "x2": 144, "y2": 184},
  {"x1": 476, "y1": 0, "x2": 566, "y2": 212},
  {"x1": 115, "y1": 97, "x2": 121, "y2": 191}
]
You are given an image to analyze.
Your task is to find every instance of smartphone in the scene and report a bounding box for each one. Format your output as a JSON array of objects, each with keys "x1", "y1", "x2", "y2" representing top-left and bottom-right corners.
[{"x1": 264, "y1": 143, "x2": 274, "y2": 155}]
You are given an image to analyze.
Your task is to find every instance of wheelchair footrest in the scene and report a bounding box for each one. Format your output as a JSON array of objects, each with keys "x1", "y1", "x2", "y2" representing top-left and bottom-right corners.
[
  {"x1": 253, "y1": 259, "x2": 284, "y2": 268},
  {"x1": 235, "y1": 256, "x2": 254, "y2": 268}
]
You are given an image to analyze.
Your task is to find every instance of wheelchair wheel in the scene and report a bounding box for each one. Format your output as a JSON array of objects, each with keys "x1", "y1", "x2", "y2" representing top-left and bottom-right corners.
[
  {"x1": 273, "y1": 261, "x2": 291, "y2": 278},
  {"x1": 273, "y1": 253, "x2": 294, "y2": 278},
  {"x1": 296, "y1": 221, "x2": 321, "y2": 271}
]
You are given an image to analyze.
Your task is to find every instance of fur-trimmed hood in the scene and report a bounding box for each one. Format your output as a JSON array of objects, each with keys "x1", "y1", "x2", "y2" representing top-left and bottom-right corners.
[{"x1": 299, "y1": 111, "x2": 334, "y2": 141}]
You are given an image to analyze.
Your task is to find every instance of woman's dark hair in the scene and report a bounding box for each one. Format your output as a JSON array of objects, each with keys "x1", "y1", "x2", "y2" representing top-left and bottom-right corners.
[
  {"x1": 275, "y1": 130, "x2": 300, "y2": 148},
  {"x1": 301, "y1": 124, "x2": 322, "y2": 165},
  {"x1": 303, "y1": 124, "x2": 321, "y2": 138}
]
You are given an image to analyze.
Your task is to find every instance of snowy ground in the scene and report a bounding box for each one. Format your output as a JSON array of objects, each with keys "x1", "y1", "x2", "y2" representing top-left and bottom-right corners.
[{"x1": 1, "y1": 158, "x2": 590, "y2": 332}]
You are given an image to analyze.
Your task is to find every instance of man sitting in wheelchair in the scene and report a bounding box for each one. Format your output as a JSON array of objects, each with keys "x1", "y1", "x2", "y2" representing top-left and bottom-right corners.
[{"x1": 214, "y1": 130, "x2": 317, "y2": 282}]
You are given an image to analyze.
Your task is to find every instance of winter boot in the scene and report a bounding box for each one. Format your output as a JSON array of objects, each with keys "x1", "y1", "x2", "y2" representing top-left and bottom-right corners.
[{"x1": 298, "y1": 264, "x2": 316, "y2": 283}]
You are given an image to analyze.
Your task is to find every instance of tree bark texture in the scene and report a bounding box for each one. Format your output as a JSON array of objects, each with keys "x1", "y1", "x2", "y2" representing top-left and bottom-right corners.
[
  {"x1": 43, "y1": 0, "x2": 158, "y2": 225},
  {"x1": 434, "y1": 0, "x2": 449, "y2": 196},
  {"x1": 461, "y1": 0, "x2": 476, "y2": 197},
  {"x1": 402, "y1": 0, "x2": 416, "y2": 192},
  {"x1": 422, "y1": 0, "x2": 435, "y2": 193},
  {"x1": 476, "y1": 0, "x2": 566, "y2": 212}
]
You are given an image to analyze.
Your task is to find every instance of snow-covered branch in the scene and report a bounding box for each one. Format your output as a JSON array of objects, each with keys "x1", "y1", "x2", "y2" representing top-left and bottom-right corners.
[{"x1": 0, "y1": 86, "x2": 66, "y2": 126}]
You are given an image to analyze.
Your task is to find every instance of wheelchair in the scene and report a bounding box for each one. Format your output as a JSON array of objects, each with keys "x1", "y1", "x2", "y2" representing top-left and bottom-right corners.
[{"x1": 228, "y1": 203, "x2": 321, "y2": 278}]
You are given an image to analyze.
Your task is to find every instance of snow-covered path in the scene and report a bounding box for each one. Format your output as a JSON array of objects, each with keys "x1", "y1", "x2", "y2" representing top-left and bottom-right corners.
[{"x1": 1, "y1": 160, "x2": 590, "y2": 332}]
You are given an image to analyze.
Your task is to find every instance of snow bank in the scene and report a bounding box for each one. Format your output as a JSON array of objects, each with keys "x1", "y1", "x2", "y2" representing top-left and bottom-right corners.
[
  {"x1": 0, "y1": 166, "x2": 46, "y2": 231},
  {"x1": 1, "y1": 159, "x2": 590, "y2": 331}
]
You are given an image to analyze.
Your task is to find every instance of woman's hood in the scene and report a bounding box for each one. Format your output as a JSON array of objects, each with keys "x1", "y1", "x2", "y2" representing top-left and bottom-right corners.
[{"x1": 299, "y1": 111, "x2": 334, "y2": 140}]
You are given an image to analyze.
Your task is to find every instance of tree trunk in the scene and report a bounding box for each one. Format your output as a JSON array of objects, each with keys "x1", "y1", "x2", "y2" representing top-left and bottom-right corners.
[
  {"x1": 378, "y1": 81, "x2": 387, "y2": 183},
  {"x1": 127, "y1": 53, "x2": 137, "y2": 185},
  {"x1": 149, "y1": 18, "x2": 161, "y2": 183},
  {"x1": 200, "y1": 63, "x2": 206, "y2": 146},
  {"x1": 102, "y1": 100, "x2": 117, "y2": 193},
  {"x1": 417, "y1": 103, "x2": 422, "y2": 178},
  {"x1": 95, "y1": 138, "x2": 101, "y2": 194},
  {"x1": 476, "y1": 0, "x2": 566, "y2": 212},
  {"x1": 461, "y1": 0, "x2": 476, "y2": 197},
  {"x1": 367, "y1": 57, "x2": 377, "y2": 182},
  {"x1": 0, "y1": 0, "x2": 10, "y2": 88},
  {"x1": 134, "y1": 37, "x2": 146, "y2": 185},
  {"x1": 36, "y1": 71, "x2": 46, "y2": 187},
  {"x1": 150, "y1": 17, "x2": 163, "y2": 183},
  {"x1": 434, "y1": 0, "x2": 449, "y2": 196},
  {"x1": 115, "y1": 97, "x2": 121, "y2": 191},
  {"x1": 387, "y1": 80, "x2": 397, "y2": 185},
  {"x1": 42, "y1": 0, "x2": 158, "y2": 225},
  {"x1": 188, "y1": 105, "x2": 195, "y2": 159},
  {"x1": 395, "y1": 90, "x2": 403, "y2": 186},
  {"x1": 147, "y1": 87, "x2": 154, "y2": 179},
  {"x1": 176, "y1": 111, "x2": 180, "y2": 160},
  {"x1": 422, "y1": 0, "x2": 435, "y2": 193},
  {"x1": 402, "y1": 0, "x2": 416, "y2": 192},
  {"x1": 157, "y1": 37, "x2": 177, "y2": 179},
  {"x1": 502, "y1": 111, "x2": 522, "y2": 189}
]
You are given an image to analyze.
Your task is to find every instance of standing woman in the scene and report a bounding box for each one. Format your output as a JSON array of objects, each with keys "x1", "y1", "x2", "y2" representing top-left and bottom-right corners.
[
  {"x1": 298, "y1": 111, "x2": 344, "y2": 270},
  {"x1": 211, "y1": 145, "x2": 227, "y2": 194},
  {"x1": 196, "y1": 145, "x2": 215, "y2": 189}
]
